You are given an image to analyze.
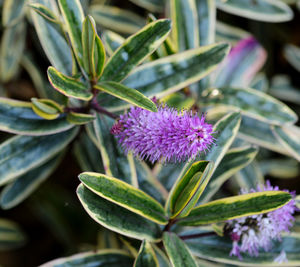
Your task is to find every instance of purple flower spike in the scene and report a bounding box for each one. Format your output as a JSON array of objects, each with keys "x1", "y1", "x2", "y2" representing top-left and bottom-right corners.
[
  {"x1": 226, "y1": 181, "x2": 298, "y2": 260},
  {"x1": 112, "y1": 105, "x2": 215, "y2": 163}
]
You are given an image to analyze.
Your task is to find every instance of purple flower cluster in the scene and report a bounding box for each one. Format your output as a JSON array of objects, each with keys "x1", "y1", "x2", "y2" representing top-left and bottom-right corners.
[
  {"x1": 111, "y1": 105, "x2": 215, "y2": 163},
  {"x1": 225, "y1": 181, "x2": 297, "y2": 260}
]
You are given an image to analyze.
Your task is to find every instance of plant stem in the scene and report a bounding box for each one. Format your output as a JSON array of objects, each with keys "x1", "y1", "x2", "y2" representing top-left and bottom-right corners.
[
  {"x1": 179, "y1": 231, "x2": 216, "y2": 240},
  {"x1": 91, "y1": 97, "x2": 118, "y2": 119}
]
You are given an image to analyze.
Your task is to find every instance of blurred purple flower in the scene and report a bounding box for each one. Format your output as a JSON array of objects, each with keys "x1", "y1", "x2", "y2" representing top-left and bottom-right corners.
[
  {"x1": 111, "y1": 105, "x2": 215, "y2": 163},
  {"x1": 225, "y1": 181, "x2": 297, "y2": 260}
]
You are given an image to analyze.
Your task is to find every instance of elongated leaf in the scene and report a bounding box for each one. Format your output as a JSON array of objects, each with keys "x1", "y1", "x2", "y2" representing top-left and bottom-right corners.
[
  {"x1": 31, "y1": 98, "x2": 63, "y2": 120},
  {"x1": 202, "y1": 87, "x2": 297, "y2": 125},
  {"x1": 216, "y1": 21, "x2": 250, "y2": 45},
  {"x1": 0, "y1": 218, "x2": 26, "y2": 250},
  {"x1": 163, "y1": 232, "x2": 197, "y2": 267},
  {"x1": 28, "y1": 3, "x2": 60, "y2": 23},
  {"x1": 0, "y1": 128, "x2": 78, "y2": 186},
  {"x1": 2, "y1": 0, "x2": 26, "y2": 27},
  {"x1": 90, "y1": 5, "x2": 145, "y2": 35},
  {"x1": 134, "y1": 241, "x2": 158, "y2": 267},
  {"x1": 95, "y1": 82, "x2": 157, "y2": 112},
  {"x1": 58, "y1": 0, "x2": 85, "y2": 68},
  {"x1": 216, "y1": 0, "x2": 293, "y2": 22},
  {"x1": 196, "y1": 0, "x2": 215, "y2": 46},
  {"x1": 102, "y1": 30, "x2": 125, "y2": 56},
  {"x1": 47, "y1": 66, "x2": 92, "y2": 100},
  {"x1": 185, "y1": 230, "x2": 300, "y2": 266},
  {"x1": 199, "y1": 146, "x2": 258, "y2": 203},
  {"x1": 0, "y1": 22, "x2": 26, "y2": 82},
  {"x1": 273, "y1": 126, "x2": 300, "y2": 162},
  {"x1": 77, "y1": 184, "x2": 162, "y2": 241},
  {"x1": 100, "y1": 19, "x2": 171, "y2": 82},
  {"x1": 40, "y1": 250, "x2": 134, "y2": 267},
  {"x1": 166, "y1": 161, "x2": 214, "y2": 218},
  {"x1": 0, "y1": 153, "x2": 64, "y2": 209},
  {"x1": 129, "y1": 0, "x2": 164, "y2": 12},
  {"x1": 79, "y1": 172, "x2": 168, "y2": 224},
  {"x1": 214, "y1": 37, "x2": 267, "y2": 87},
  {"x1": 171, "y1": 0, "x2": 199, "y2": 51},
  {"x1": 66, "y1": 112, "x2": 95, "y2": 125},
  {"x1": 31, "y1": 0, "x2": 73, "y2": 75},
  {"x1": 0, "y1": 98, "x2": 73, "y2": 135},
  {"x1": 178, "y1": 191, "x2": 291, "y2": 226},
  {"x1": 153, "y1": 245, "x2": 171, "y2": 267}
]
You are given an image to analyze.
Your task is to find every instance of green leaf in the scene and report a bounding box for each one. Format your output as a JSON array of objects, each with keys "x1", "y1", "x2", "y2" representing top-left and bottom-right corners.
[
  {"x1": 31, "y1": 0, "x2": 73, "y2": 75},
  {"x1": 0, "y1": 128, "x2": 78, "y2": 186},
  {"x1": 82, "y1": 15, "x2": 106, "y2": 79},
  {"x1": 134, "y1": 241, "x2": 159, "y2": 267},
  {"x1": 95, "y1": 82, "x2": 157, "y2": 112},
  {"x1": 216, "y1": 0, "x2": 293, "y2": 22},
  {"x1": 40, "y1": 250, "x2": 134, "y2": 267},
  {"x1": 79, "y1": 172, "x2": 168, "y2": 224},
  {"x1": 66, "y1": 112, "x2": 95, "y2": 125},
  {"x1": 170, "y1": 0, "x2": 199, "y2": 51},
  {"x1": 102, "y1": 30, "x2": 125, "y2": 56},
  {"x1": 0, "y1": 153, "x2": 64, "y2": 209},
  {"x1": 185, "y1": 230, "x2": 300, "y2": 266},
  {"x1": 216, "y1": 21, "x2": 250, "y2": 45},
  {"x1": 0, "y1": 98, "x2": 73, "y2": 135},
  {"x1": 31, "y1": 98, "x2": 63, "y2": 120},
  {"x1": 163, "y1": 232, "x2": 197, "y2": 267},
  {"x1": 28, "y1": 3, "x2": 60, "y2": 23},
  {"x1": 166, "y1": 161, "x2": 214, "y2": 219},
  {"x1": 196, "y1": 0, "x2": 216, "y2": 46},
  {"x1": 47, "y1": 66, "x2": 92, "y2": 100},
  {"x1": 202, "y1": 87, "x2": 297, "y2": 125},
  {"x1": 90, "y1": 5, "x2": 145, "y2": 35},
  {"x1": 153, "y1": 245, "x2": 171, "y2": 267},
  {"x1": 0, "y1": 22, "x2": 26, "y2": 82},
  {"x1": 100, "y1": 19, "x2": 172, "y2": 82},
  {"x1": 199, "y1": 146, "x2": 258, "y2": 203},
  {"x1": 99, "y1": 42, "x2": 230, "y2": 111},
  {"x1": 178, "y1": 191, "x2": 291, "y2": 226},
  {"x1": 77, "y1": 184, "x2": 162, "y2": 241},
  {"x1": 129, "y1": 0, "x2": 164, "y2": 12},
  {"x1": 238, "y1": 115, "x2": 289, "y2": 155},
  {"x1": 2, "y1": 0, "x2": 26, "y2": 27},
  {"x1": 58, "y1": 0, "x2": 85, "y2": 68},
  {"x1": 273, "y1": 125, "x2": 300, "y2": 162},
  {"x1": 0, "y1": 218, "x2": 26, "y2": 250}
]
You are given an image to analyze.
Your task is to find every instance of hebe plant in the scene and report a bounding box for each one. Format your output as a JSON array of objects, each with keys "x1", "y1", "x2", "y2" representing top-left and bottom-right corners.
[{"x1": 0, "y1": 0, "x2": 300, "y2": 266}]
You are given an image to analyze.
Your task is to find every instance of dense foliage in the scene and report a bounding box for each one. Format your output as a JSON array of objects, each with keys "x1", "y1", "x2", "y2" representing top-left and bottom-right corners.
[{"x1": 0, "y1": 0, "x2": 300, "y2": 266}]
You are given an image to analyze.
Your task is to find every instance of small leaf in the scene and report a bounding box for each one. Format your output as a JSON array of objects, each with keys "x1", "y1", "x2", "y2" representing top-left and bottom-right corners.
[
  {"x1": 178, "y1": 191, "x2": 291, "y2": 226},
  {"x1": 0, "y1": 128, "x2": 78, "y2": 186},
  {"x1": 216, "y1": 0, "x2": 293, "y2": 22},
  {"x1": 216, "y1": 21, "x2": 250, "y2": 45},
  {"x1": 94, "y1": 34, "x2": 106, "y2": 79},
  {"x1": 79, "y1": 172, "x2": 168, "y2": 224},
  {"x1": 129, "y1": 0, "x2": 164, "y2": 13},
  {"x1": 67, "y1": 112, "x2": 95, "y2": 125},
  {"x1": 47, "y1": 66, "x2": 92, "y2": 100},
  {"x1": 90, "y1": 5, "x2": 145, "y2": 35},
  {"x1": 134, "y1": 241, "x2": 159, "y2": 267},
  {"x1": 0, "y1": 98, "x2": 73, "y2": 135},
  {"x1": 202, "y1": 87, "x2": 297, "y2": 125},
  {"x1": 163, "y1": 232, "x2": 197, "y2": 267},
  {"x1": 0, "y1": 218, "x2": 26, "y2": 250},
  {"x1": 58, "y1": 0, "x2": 85, "y2": 68},
  {"x1": 102, "y1": 30, "x2": 125, "y2": 56},
  {"x1": 100, "y1": 19, "x2": 171, "y2": 82},
  {"x1": 95, "y1": 82, "x2": 157, "y2": 112},
  {"x1": 40, "y1": 250, "x2": 134, "y2": 267},
  {"x1": 284, "y1": 44, "x2": 300, "y2": 72},
  {"x1": 77, "y1": 184, "x2": 162, "y2": 241},
  {"x1": 31, "y1": 98, "x2": 63, "y2": 120},
  {"x1": 166, "y1": 161, "x2": 214, "y2": 219}
]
